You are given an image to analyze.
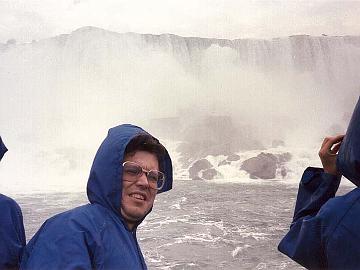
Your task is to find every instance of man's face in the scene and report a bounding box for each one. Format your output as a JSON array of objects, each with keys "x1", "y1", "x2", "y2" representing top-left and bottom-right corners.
[{"x1": 121, "y1": 150, "x2": 158, "y2": 229}]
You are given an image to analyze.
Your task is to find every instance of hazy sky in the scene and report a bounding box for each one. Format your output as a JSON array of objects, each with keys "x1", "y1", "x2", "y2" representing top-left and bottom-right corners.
[{"x1": 1, "y1": 0, "x2": 360, "y2": 43}]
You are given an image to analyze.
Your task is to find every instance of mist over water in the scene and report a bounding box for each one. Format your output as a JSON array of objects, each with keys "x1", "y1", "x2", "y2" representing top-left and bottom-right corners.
[{"x1": 0, "y1": 26, "x2": 359, "y2": 192}]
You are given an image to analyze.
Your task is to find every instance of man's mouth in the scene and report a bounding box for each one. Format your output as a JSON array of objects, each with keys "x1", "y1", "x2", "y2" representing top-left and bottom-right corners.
[{"x1": 130, "y1": 193, "x2": 146, "y2": 201}]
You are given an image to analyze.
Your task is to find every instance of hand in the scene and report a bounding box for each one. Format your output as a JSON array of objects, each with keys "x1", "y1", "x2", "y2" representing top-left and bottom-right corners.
[{"x1": 318, "y1": 135, "x2": 345, "y2": 175}]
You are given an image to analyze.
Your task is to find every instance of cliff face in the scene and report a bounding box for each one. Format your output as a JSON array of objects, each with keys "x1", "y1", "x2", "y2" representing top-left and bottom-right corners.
[
  {"x1": 2, "y1": 26, "x2": 360, "y2": 81},
  {"x1": 1, "y1": 26, "x2": 359, "y2": 147}
]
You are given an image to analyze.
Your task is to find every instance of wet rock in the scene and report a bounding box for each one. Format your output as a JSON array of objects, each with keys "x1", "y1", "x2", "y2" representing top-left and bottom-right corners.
[
  {"x1": 240, "y1": 153, "x2": 278, "y2": 179},
  {"x1": 202, "y1": 168, "x2": 218, "y2": 180},
  {"x1": 227, "y1": 154, "x2": 240, "y2": 161},
  {"x1": 189, "y1": 159, "x2": 220, "y2": 180},
  {"x1": 218, "y1": 160, "x2": 231, "y2": 166},
  {"x1": 280, "y1": 166, "x2": 287, "y2": 177},
  {"x1": 189, "y1": 159, "x2": 213, "y2": 180},
  {"x1": 218, "y1": 153, "x2": 240, "y2": 166},
  {"x1": 277, "y1": 152, "x2": 292, "y2": 163},
  {"x1": 277, "y1": 153, "x2": 292, "y2": 178},
  {"x1": 240, "y1": 152, "x2": 292, "y2": 179}
]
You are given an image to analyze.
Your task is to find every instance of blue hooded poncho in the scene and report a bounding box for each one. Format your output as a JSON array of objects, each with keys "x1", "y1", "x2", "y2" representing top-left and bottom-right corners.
[
  {"x1": 21, "y1": 124, "x2": 173, "y2": 270},
  {"x1": 337, "y1": 97, "x2": 360, "y2": 186},
  {"x1": 0, "y1": 136, "x2": 26, "y2": 270},
  {"x1": 0, "y1": 136, "x2": 8, "y2": 161},
  {"x1": 278, "y1": 97, "x2": 360, "y2": 269}
]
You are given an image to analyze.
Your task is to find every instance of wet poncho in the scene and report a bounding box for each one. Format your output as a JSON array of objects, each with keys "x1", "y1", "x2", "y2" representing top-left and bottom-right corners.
[
  {"x1": 278, "y1": 167, "x2": 360, "y2": 269},
  {"x1": 0, "y1": 137, "x2": 26, "y2": 269},
  {"x1": 20, "y1": 124, "x2": 173, "y2": 270},
  {"x1": 337, "y1": 97, "x2": 360, "y2": 186},
  {"x1": 0, "y1": 195, "x2": 26, "y2": 270},
  {"x1": 0, "y1": 137, "x2": 7, "y2": 161}
]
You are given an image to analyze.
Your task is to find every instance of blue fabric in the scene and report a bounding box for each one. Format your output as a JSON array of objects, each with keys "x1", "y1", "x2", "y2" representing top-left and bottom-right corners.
[
  {"x1": 0, "y1": 194, "x2": 26, "y2": 270},
  {"x1": 21, "y1": 124, "x2": 173, "y2": 270},
  {"x1": 337, "y1": 97, "x2": 360, "y2": 186},
  {"x1": 0, "y1": 136, "x2": 8, "y2": 161},
  {"x1": 278, "y1": 167, "x2": 360, "y2": 269}
]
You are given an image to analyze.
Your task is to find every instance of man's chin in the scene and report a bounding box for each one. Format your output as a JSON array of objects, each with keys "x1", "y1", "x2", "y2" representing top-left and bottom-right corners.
[{"x1": 121, "y1": 207, "x2": 148, "y2": 223}]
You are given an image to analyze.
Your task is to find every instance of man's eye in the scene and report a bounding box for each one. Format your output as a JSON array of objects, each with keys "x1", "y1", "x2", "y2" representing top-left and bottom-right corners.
[
  {"x1": 147, "y1": 172, "x2": 159, "y2": 182},
  {"x1": 125, "y1": 166, "x2": 141, "y2": 175}
]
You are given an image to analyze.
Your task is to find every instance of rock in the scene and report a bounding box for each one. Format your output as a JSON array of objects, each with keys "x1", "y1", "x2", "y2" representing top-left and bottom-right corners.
[
  {"x1": 188, "y1": 159, "x2": 220, "y2": 180},
  {"x1": 202, "y1": 168, "x2": 218, "y2": 180},
  {"x1": 189, "y1": 159, "x2": 213, "y2": 180},
  {"x1": 218, "y1": 160, "x2": 231, "y2": 166},
  {"x1": 280, "y1": 166, "x2": 287, "y2": 177},
  {"x1": 227, "y1": 154, "x2": 240, "y2": 161},
  {"x1": 276, "y1": 153, "x2": 291, "y2": 178},
  {"x1": 240, "y1": 152, "x2": 292, "y2": 179},
  {"x1": 218, "y1": 153, "x2": 240, "y2": 166},
  {"x1": 240, "y1": 153, "x2": 278, "y2": 179},
  {"x1": 277, "y1": 152, "x2": 292, "y2": 163}
]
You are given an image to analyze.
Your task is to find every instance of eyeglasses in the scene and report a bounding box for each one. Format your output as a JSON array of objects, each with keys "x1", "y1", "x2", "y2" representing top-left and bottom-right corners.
[{"x1": 122, "y1": 161, "x2": 165, "y2": 190}]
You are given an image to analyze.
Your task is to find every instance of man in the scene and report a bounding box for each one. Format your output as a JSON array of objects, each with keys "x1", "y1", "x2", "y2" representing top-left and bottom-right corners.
[
  {"x1": 0, "y1": 136, "x2": 26, "y2": 270},
  {"x1": 21, "y1": 124, "x2": 173, "y2": 269},
  {"x1": 278, "y1": 99, "x2": 360, "y2": 269}
]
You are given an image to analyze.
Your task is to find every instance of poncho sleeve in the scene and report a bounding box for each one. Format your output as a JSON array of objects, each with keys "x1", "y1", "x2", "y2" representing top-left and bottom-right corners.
[{"x1": 278, "y1": 167, "x2": 341, "y2": 269}]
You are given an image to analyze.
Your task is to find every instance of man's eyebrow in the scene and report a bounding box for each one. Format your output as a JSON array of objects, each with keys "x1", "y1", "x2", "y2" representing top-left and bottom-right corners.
[{"x1": 127, "y1": 161, "x2": 158, "y2": 171}]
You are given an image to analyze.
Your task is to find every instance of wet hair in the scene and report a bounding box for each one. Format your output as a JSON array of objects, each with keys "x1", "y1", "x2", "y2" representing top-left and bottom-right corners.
[{"x1": 124, "y1": 134, "x2": 166, "y2": 167}]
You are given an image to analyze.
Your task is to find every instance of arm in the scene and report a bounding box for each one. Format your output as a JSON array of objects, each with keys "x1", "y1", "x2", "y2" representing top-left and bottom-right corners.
[
  {"x1": 278, "y1": 168, "x2": 340, "y2": 269},
  {"x1": 292, "y1": 167, "x2": 341, "y2": 222},
  {"x1": 278, "y1": 135, "x2": 344, "y2": 269}
]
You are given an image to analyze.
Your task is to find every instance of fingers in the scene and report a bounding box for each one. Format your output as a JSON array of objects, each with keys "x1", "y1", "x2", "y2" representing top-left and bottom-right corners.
[
  {"x1": 321, "y1": 137, "x2": 329, "y2": 148},
  {"x1": 318, "y1": 135, "x2": 344, "y2": 175},
  {"x1": 319, "y1": 134, "x2": 345, "y2": 157},
  {"x1": 331, "y1": 134, "x2": 345, "y2": 143},
  {"x1": 330, "y1": 142, "x2": 342, "y2": 154}
]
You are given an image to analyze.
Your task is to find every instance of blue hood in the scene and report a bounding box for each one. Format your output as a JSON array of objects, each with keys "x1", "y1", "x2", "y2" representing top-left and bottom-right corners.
[
  {"x1": 86, "y1": 124, "x2": 173, "y2": 217},
  {"x1": 337, "y1": 97, "x2": 360, "y2": 186},
  {"x1": 0, "y1": 136, "x2": 8, "y2": 161}
]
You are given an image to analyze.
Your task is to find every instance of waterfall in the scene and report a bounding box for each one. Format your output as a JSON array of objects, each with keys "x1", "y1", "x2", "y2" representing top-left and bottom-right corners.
[{"x1": 0, "y1": 26, "x2": 359, "y2": 191}]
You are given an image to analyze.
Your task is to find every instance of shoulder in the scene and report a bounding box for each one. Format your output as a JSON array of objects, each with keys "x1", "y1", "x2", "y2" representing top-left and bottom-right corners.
[
  {"x1": 22, "y1": 204, "x2": 115, "y2": 269},
  {"x1": 36, "y1": 203, "x2": 114, "y2": 238},
  {"x1": 323, "y1": 188, "x2": 360, "y2": 267},
  {"x1": 321, "y1": 188, "x2": 360, "y2": 217},
  {"x1": 0, "y1": 193, "x2": 23, "y2": 218},
  {"x1": 0, "y1": 193, "x2": 21, "y2": 209},
  {"x1": 319, "y1": 188, "x2": 360, "y2": 234},
  {"x1": 25, "y1": 204, "x2": 110, "y2": 254}
]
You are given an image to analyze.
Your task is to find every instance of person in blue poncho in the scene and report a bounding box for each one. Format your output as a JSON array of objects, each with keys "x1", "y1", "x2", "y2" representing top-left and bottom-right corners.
[
  {"x1": 0, "y1": 136, "x2": 26, "y2": 270},
  {"x1": 278, "y1": 98, "x2": 360, "y2": 270},
  {"x1": 21, "y1": 124, "x2": 173, "y2": 270}
]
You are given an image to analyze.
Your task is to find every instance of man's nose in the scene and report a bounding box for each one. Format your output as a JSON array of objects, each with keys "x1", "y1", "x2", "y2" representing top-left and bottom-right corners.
[{"x1": 136, "y1": 172, "x2": 149, "y2": 187}]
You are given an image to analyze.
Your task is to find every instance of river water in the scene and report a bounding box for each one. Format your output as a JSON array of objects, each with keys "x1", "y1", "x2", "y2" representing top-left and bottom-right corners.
[{"x1": 16, "y1": 179, "x2": 351, "y2": 270}]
